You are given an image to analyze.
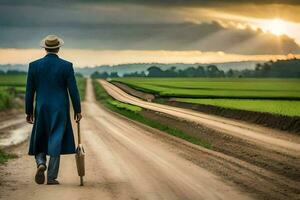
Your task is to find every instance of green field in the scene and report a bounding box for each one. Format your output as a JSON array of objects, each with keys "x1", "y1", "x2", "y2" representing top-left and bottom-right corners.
[
  {"x1": 0, "y1": 75, "x2": 86, "y2": 111},
  {"x1": 112, "y1": 78, "x2": 300, "y2": 117},
  {"x1": 0, "y1": 75, "x2": 27, "y2": 94},
  {"x1": 0, "y1": 75, "x2": 27, "y2": 87},
  {"x1": 112, "y1": 78, "x2": 300, "y2": 99},
  {"x1": 176, "y1": 98, "x2": 300, "y2": 117}
]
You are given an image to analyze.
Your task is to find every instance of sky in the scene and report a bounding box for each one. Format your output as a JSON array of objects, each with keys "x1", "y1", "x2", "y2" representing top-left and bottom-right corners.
[{"x1": 0, "y1": 0, "x2": 300, "y2": 67}]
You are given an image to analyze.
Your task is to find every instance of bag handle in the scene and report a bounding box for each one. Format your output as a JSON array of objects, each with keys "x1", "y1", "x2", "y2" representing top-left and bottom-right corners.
[{"x1": 77, "y1": 121, "x2": 81, "y2": 145}]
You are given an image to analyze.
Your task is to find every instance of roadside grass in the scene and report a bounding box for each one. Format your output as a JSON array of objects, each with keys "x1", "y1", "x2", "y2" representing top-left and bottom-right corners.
[
  {"x1": 77, "y1": 77, "x2": 87, "y2": 101},
  {"x1": 108, "y1": 99, "x2": 142, "y2": 113},
  {"x1": 0, "y1": 92, "x2": 14, "y2": 111},
  {"x1": 93, "y1": 79, "x2": 212, "y2": 149},
  {"x1": 0, "y1": 75, "x2": 26, "y2": 111},
  {"x1": 0, "y1": 149, "x2": 17, "y2": 165},
  {"x1": 93, "y1": 79, "x2": 144, "y2": 114}
]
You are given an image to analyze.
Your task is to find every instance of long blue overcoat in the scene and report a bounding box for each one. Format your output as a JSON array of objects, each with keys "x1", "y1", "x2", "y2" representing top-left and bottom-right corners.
[{"x1": 25, "y1": 53, "x2": 81, "y2": 156}]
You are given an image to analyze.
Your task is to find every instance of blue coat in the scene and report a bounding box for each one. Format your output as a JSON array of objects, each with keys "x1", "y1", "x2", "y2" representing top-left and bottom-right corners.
[{"x1": 25, "y1": 53, "x2": 81, "y2": 156}]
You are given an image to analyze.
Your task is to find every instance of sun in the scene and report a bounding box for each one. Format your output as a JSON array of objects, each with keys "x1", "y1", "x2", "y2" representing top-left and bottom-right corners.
[{"x1": 263, "y1": 18, "x2": 286, "y2": 36}]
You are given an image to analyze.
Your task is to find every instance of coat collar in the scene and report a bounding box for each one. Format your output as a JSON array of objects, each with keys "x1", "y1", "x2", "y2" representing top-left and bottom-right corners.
[{"x1": 45, "y1": 53, "x2": 59, "y2": 58}]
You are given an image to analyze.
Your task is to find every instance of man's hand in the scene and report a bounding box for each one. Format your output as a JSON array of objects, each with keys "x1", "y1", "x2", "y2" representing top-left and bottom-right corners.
[
  {"x1": 26, "y1": 114, "x2": 34, "y2": 124},
  {"x1": 74, "y1": 113, "x2": 82, "y2": 123}
]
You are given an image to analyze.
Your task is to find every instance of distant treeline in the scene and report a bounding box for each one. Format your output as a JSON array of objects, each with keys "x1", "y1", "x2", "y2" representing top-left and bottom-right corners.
[
  {"x1": 0, "y1": 70, "x2": 27, "y2": 75},
  {"x1": 2, "y1": 58, "x2": 299, "y2": 78},
  {"x1": 0, "y1": 70, "x2": 84, "y2": 77},
  {"x1": 91, "y1": 58, "x2": 300, "y2": 78}
]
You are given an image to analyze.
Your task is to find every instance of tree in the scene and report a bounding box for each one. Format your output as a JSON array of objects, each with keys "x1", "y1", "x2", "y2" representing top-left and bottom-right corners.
[
  {"x1": 6, "y1": 70, "x2": 27, "y2": 75},
  {"x1": 164, "y1": 66, "x2": 177, "y2": 77},
  {"x1": 123, "y1": 71, "x2": 146, "y2": 77},
  {"x1": 206, "y1": 65, "x2": 224, "y2": 77},
  {"x1": 147, "y1": 66, "x2": 164, "y2": 77},
  {"x1": 226, "y1": 69, "x2": 235, "y2": 77},
  {"x1": 110, "y1": 72, "x2": 119, "y2": 78},
  {"x1": 90, "y1": 71, "x2": 109, "y2": 79},
  {"x1": 195, "y1": 66, "x2": 205, "y2": 77},
  {"x1": 253, "y1": 59, "x2": 300, "y2": 78},
  {"x1": 181, "y1": 67, "x2": 196, "y2": 77},
  {"x1": 75, "y1": 72, "x2": 84, "y2": 78}
]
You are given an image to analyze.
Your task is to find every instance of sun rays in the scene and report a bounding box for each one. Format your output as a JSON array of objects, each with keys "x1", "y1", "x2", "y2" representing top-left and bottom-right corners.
[{"x1": 260, "y1": 18, "x2": 286, "y2": 36}]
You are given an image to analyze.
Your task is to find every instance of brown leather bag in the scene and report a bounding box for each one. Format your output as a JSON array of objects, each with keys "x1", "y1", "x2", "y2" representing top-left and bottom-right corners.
[{"x1": 75, "y1": 121, "x2": 85, "y2": 186}]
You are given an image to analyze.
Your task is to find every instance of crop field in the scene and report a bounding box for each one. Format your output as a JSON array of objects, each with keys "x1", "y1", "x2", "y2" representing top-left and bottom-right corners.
[
  {"x1": 0, "y1": 75, "x2": 27, "y2": 93},
  {"x1": 0, "y1": 74, "x2": 86, "y2": 111},
  {"x1": 112, "y1": 78, "x2": 300, "y2": 116},
  {"x1": 0, "y1": 75, "x2": 27, "y2": 87},
  {"x1": 112, "y1": 78, "x2": 300, "y2": 99},
  {"x1": 175, "y1": 98, "x2": 300, "y2": 117}
]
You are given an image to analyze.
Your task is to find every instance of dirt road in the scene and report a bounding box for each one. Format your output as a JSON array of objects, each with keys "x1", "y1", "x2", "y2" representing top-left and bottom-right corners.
[
  {"x1": 0, "y1": 79, "x2": 253, "y2": 200},
  {"x1": 100, "y1": 80, "x2": 300, "y2": 155}
]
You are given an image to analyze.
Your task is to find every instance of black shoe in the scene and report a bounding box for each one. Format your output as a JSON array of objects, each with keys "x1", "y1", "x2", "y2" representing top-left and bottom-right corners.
[
  {"x1": 47, "y1": 179, "x2": 60, "y2": 185},
  {"x1": 35, "y1": 164, "x2": 46, "y2": 184}
]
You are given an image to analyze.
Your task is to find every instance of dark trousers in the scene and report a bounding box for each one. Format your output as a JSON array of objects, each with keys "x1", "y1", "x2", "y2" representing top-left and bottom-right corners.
[{"x1": 35, "y1": 153, "x2": 60, "y2": 180}]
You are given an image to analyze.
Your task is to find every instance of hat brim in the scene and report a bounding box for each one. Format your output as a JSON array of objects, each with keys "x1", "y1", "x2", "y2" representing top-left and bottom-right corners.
[{"x1": 40, "y1": 38, "x2": 64, "y2": 49}]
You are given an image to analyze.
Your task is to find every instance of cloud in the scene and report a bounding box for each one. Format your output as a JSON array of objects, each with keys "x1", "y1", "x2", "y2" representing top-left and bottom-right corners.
[
  {"x1": 0, "y1": 1, "x2": 300, "y2": 55},
  {"x1": 0, "y1": 3, "x2": 187, "y2": 26},
  {"x1": 2, "y1": 0, "x2": 300, "y2": 6},
  {"x1": 2, "y1": 1, "x2": 300, "y2": 21},
  {"x1": 0, "y1": 20, "x2": 299, "y2": 55}
]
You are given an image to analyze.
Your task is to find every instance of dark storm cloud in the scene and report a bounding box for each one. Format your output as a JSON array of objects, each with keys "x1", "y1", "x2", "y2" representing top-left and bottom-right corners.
[
  {"x1": 1, "y1": 0, "x2": 300, "y2": 6},
  {"x1": 0, "y1": 0, "x2": 300, "y2": 54},
  {"x1": 0, "y1": 2, "x2": 187, "y2": 26},
  {"x1": 94, "y1": 0, "x2": 300, "y2": 6},
  {"x1": 1, "y1": 20, "x2": 299, "y2": 54}
]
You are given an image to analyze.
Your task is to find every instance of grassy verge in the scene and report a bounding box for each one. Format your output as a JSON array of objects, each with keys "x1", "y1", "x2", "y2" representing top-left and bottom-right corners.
[
  {"x1": 77, "y1": 77, "x2": 87, "y2": 101},
  {"x1": 0, "y1": 91, "x2": 14, "y2": 111},
  {"x1": 93, "y1": 79, "x2": 212, "y2": 149},
  {"x1": 0, "y1": 75, "x2": 27, "y2": 111},
  {"x1": 0, "y1": 149, "x2": 17, "y2": 164}
]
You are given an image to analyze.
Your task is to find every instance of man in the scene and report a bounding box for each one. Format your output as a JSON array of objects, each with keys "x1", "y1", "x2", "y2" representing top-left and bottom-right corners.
[{"x1": 25, "y1": 35, "x2": 82, "y2": 185}]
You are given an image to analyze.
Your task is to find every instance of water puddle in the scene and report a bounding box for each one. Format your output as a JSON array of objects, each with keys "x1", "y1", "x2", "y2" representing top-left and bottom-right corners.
[
  {"x1": 0, "y1": 124, "x2": 32, "y2": 147},
  {"x1": 0, "y1": 117, "x2": 25, "y2": 130}
]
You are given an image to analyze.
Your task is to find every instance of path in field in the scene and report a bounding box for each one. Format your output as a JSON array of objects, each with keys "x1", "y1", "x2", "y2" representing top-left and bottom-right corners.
[
  {"x1": 100, "y1": 80, "x2": 300, "y2": 155},
  {"x1": 0, "y1": 79, "x2": 252, "y2": 200}
]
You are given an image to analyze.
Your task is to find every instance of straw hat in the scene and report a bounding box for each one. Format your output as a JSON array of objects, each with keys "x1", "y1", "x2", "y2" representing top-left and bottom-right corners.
[{"x1": 40, "y1": 35, "x2": 64, "y2": 49}]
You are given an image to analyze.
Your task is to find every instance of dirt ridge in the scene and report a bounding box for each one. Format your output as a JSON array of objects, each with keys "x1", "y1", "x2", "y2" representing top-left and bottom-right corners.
[
  {"x1": 112, "y1": 82, "x2": 155, "y2": 102},
  {"x1": 166, "y1": 100, "x2": 300, "y2": 133},
  {"x1": 110, "y1": 80, "x2": 300, "y2": 133}
]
